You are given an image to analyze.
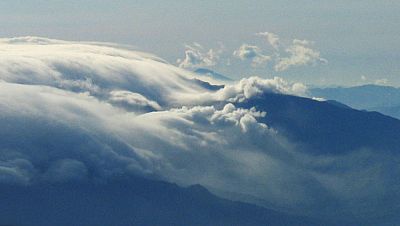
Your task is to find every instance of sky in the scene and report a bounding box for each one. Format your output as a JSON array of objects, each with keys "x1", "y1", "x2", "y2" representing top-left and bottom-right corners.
[{"x1": 1, "y1": 0, "x2": 399, "y2": 86}]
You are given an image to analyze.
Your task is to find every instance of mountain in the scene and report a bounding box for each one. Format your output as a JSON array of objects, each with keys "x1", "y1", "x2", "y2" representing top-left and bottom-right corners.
[
  {"x1": 0, "y1": 177, "x2": 319, "y2": 226},
  {"x1": 310, "y1": 84, "x2": 400, "y2": 118},
  {"x1": 236, "y1": 92, "x2": 400, "y2": 154},
  {"x1": 194, "y1": 68, "x2": 233, "y2": 81}
]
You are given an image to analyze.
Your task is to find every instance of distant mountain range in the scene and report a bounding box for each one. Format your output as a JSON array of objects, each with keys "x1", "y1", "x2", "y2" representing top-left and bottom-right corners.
[
  {"x1": 194, "y1": 68, "x2": 233, "y2": 81},
  {"x1": 310, "y1": 84, "x2": 400, "y2": 119}
]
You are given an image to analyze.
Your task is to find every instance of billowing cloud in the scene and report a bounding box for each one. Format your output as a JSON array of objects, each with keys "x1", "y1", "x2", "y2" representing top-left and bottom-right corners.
[
  {"x1": 177, "y1": 43, "x2": 222, "y2": 69},
  {"x1": 218, "y1": 76, "x2": 308, "y2": 100},
  {"x1": 0, "y1": 36, "x2": 214, "y2": 107},
  {"x1": 233, "y1": 32, "x2": 327, "y2": 70},
  {"x1": 0, "y1": 37, "x2": 398, "y2": 223},
  {"x1": 109, "y1": 90, "x2": 162, "y2": 111},
  {"x1": 233, "y1": 44, "x2": 271, "y2": 67},
  {"x1": 275, "y1": 39, "x2": 328, "y2": 71},
  {"x1": 173, "y1": 76, "x2": 308, "y2": 108}
]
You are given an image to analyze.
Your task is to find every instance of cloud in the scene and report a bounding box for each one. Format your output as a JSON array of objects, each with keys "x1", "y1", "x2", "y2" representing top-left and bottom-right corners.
[
  {"x1": 233, "y1": 44, "x2": 271, "y2": 67},
  {"x1": 361, "y1": 75, "x2": 367, "y2": 81},
  {"x1": 214, "y1": 76, "x2": 308, "y2": 102},
  {"x1": 0, "y1": 81, "x2": 281, "y2": 195},
  {"x1": 109, "y1": 90, "x2": 162, "y2": 111},
  {"x1": 0, "y1": 36, "x2": 212, "y2": 108},
  {"x1": 312, "y1": 97, "x2": 326, "y2": 102},
  {"x1": 233, "y1": 32, "x2": 327, "y2": 71},
  {"x1": 375, "y1": 78, "x2": 389, "y2": 85},
  {"x1": 177, "y1": 43, "x2": 222, "y2": 69},
  {"x1": 175, "y1": 76, "x2": 308, "y2": 106},
  {"x1": 257, "y1": 32, "x2": 280, "y2": 49},
  {"x1": 0, "y1": 37, "x2": 398, "y2": 223},
  {"x1": 181, "y1": 76, "x2": 307, "y2": 105},
  {"x1": 275, "y1": 39, "x2": 328, "y2": 71}
]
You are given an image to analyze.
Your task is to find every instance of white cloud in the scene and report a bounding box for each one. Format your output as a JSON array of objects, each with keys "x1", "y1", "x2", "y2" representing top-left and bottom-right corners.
[
  {"x1": 0, "y1": 36, "x2": 211, "y2": 108},
  {"x1": 257, "y1": 32, "x2": 280, "y2": 49},
  {"x1": 312, "y1": 97, "x2": 326, "y2": 102},
  {"x1": 218, "y1": 76, "x2": 307, "y2": 101},
  {"x1": 109, "y1": 90, "x2": 162, "y2": 111},
  {"x1": 233, "y1": 44, "x2": 271, "y2": 67},
  {"x1": 275, "y1": 39, "x2": 328, "y2": 71},
  {"x1": 177, "y1": 43, "x2": 222, "y2": 69},
  {"x1": 181, "y1": 76, "x2": 308, "y2": 105},
  {"x1": 375, "y1": 78, "x2": 389, "y2": 85},
  {"x1": 233, "y1": 32, "x2": 327, "y2": 71}
]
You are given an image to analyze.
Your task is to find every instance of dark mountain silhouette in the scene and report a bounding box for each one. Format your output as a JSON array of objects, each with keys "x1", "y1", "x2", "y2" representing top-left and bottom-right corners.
[
  {"x1": 236, "y1": 92, "x2": 400, "y2": 154},
  {"x1": 0, "y1": 177, "x2": 319, "y2": 226}
]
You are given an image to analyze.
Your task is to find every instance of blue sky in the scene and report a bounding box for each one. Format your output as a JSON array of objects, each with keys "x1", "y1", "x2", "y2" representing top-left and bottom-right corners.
[{"x1": 1, "y1": 0, "x2": 399, "y2": 86}]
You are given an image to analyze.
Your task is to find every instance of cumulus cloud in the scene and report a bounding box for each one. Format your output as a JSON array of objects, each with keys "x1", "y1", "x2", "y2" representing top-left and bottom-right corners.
[
  {"x1": 0, "y1": 37, "x2": 398, "y2": 223},
  {"x1": 233, "y1": 32, "x2": 327, "y2": 70},
  {"x1": 233, "y1": 44, "x2": 271, "y2": 67},
  {"x1": 215, "y1": 76, "x2": 307, "y2": 101},
  {"x1": 177, "y1": 43, "x2": 222, "y2": 69},
  {"x1": 181, "y1": 76, "x2": 307, "y2": 105},
  {"x1": 275, "y1": 39, "x2": 328, "y2": 71}
]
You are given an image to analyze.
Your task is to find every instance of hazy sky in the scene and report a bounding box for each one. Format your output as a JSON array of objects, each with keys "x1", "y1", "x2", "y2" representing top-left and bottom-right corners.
[{"x1": 1, "y1": 0, "x2": 399, "y2": 86}]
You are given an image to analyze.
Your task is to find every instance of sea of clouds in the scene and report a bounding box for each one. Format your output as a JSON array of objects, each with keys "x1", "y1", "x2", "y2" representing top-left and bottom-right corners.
[{"x1": 0, "y1": 37, "x2": 398, "y2": 223}]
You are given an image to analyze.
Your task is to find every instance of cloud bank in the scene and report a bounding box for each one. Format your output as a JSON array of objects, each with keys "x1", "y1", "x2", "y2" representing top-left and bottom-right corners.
[{"x1": 0, "y1": 37, "x2": 211, "y2": 107}]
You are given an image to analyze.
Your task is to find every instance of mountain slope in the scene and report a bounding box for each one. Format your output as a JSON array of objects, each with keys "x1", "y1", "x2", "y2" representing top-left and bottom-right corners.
[
  {"x1": 237, "y1": 93, "x2": 400, "y2": 154},
  {"x1": 310, "y1": 84, "x2": 400, "y2": 119},
  {"x1": 0, "y1": 177, "x2": 318, "y2": 226}
]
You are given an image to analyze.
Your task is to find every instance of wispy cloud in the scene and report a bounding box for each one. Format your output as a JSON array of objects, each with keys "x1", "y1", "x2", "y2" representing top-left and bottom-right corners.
[
  {"x1": 177, "y1": 42, "x2": 223, "y2": 69},
  {"x1": 256, "y1": 32, "x2": 280, "y2": 50}
]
